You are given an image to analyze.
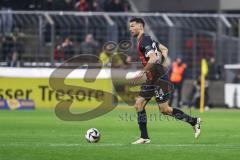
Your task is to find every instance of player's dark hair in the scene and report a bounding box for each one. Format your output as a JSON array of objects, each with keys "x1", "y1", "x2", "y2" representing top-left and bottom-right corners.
[{"x1": 129, "y1": 17, "x2": 145, "y2": 28}]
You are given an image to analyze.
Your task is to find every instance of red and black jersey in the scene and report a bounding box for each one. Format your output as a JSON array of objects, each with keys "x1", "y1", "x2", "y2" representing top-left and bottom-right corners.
[
  {"x1": 137, "y1": 34, "x2": 161, "y2": 66},
  {"x1": 137, "y1": 33, "x2": 163, "y2": 80}
]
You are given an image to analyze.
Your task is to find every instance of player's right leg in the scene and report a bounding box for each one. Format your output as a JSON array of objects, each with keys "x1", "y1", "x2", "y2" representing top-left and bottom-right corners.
[
  {"x1": 153, "y1": 72, "x2": 201, "y2": 139},
  {"x1": 157, "y1": 101, "x2": 201, "y2": 139}
]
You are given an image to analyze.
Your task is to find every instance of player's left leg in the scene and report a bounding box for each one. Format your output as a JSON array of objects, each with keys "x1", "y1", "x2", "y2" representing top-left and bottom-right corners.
[
  {"x1": 177, "y1": 83, "x2": 183, "y2": 107},
  {"x1": 131, "y1": 97, "x2": 151, "y2": 144},
  {"x1": 135, "y1": 97, "x2": 150, "y2": 139},
  {"x1": 132, "y1": 83, "x2": 155, "y2": 144},
  {"x1": 157, "y1": 101, "x2": 201, "y2": 138}
]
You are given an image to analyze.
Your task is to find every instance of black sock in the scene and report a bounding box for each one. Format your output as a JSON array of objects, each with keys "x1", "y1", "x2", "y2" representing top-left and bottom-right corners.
[
  {"x1": 172, "y1": 108, "x2": 197, "y2": 126},
  {"x1": 137, "y1": 109, "x2": 149, "y2": 139}
]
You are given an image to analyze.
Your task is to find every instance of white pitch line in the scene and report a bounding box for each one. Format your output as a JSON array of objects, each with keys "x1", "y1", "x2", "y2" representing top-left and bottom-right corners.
[
  {"x1": 51, "y1": 143, "x2": 240, "y2": 148},
  {"x1": 151, "y1": 144, "x2": 240, "y2": 148},
  {"x1": 1, "y1": 143, "x2": 240, "y2": 148},
  {"x1": 49, "y1": 143, "x2": 125, "y2": 147}
]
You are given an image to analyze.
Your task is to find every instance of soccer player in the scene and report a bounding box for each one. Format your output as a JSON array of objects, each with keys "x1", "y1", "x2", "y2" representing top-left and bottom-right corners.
[{"x1": 129, "y1": 17, "x2": 201, "y2": 144}]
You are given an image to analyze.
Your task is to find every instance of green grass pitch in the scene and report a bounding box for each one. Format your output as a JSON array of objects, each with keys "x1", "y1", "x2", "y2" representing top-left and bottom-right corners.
[{"x1": 0, "y1": 106, "x2": 240, "y2": 160}]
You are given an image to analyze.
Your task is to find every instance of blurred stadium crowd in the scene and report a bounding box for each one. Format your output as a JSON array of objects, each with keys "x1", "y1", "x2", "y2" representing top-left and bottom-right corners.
[
  {"x1": 0, "y1": 0, "x2": 132, "y2": 67},
  {"x1": 0, "y1": 29, "x2": 132, "y2": 68},
  {"x1": 0, "y1": 1, "x2": 238, "y2": 80},
  {"x1": 0, "y1": 0, "x2": 130, "y2": 12}
]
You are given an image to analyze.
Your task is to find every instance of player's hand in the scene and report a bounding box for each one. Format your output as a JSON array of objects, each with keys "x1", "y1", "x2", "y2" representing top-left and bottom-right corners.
[{"x1": 132, "y1": 70, "x2": 146, "y2": 85}]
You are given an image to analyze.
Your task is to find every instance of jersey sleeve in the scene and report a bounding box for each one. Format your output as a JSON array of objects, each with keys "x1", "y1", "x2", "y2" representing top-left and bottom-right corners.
[{"x1": 140, "y1": 36, "x2": 155, "y2": 57}]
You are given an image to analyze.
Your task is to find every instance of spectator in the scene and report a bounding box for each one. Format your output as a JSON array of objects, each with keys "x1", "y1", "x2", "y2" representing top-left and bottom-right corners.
[
  {"x1": 58, "y1": 0, "x2": 74, "y2": 11},
  {"x1": 2, "y1": 35, "x2": 14, "y2": 61},
  {"x1": 42, "y1": 0, "x2": 55, "y2": 10},
  {"x1": 1, "y1": 0, "x2": 13, "y2": 36},
  {"x1": 75, "y1": 0, "x2": 88, "y2": 11},
  {"x1": 54, "y1": 37, "x2": 74, "y2": 61},
  {"x1": 123, "y1": 0, "x2": 130, "y2": 12},
  {"x1": 169, "y1": 57, "x2": 187, "y2": 108},
  {"x1": 106, "y1": 0, "x2": 124, "y2": 12},
  {"x1": 89, "y1": 0, "x2": 103, "y2": 11},
  {"x1": 2, "y1": 31, "x2": 24, "y2": 67},
  {"x1": 233, "y1": 73, "x2": 240, "y2": 84},
  {"x1": 208, "y1": 57, "x2": 221, "y2": 80},
  {"x1": 79, "y1": 34, "x2": 99, "y2": 55},
  {"x1": 24, "y1": 0, "x2": 44, "y2": 10},
  {"x1": 8, "y1": 51, "x2": 21, "y2": 67},
  {"x1": 99, "y1": 48, "x2": 124, "y2": 68}
]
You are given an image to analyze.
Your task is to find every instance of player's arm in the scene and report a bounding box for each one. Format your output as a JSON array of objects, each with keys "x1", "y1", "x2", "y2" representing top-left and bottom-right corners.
[
  {"x1": 159, "y1": 43, "x2": 168, "y2": 56},
  {"x1": 158, "y1": 43, "x2": 168, "y2": 66},
  {"x1": 132, "y1": 51, "x2": 157, "y2": 85},
  {"x1": 142, "y1": 51, "x2": 158, "y2": 72}
]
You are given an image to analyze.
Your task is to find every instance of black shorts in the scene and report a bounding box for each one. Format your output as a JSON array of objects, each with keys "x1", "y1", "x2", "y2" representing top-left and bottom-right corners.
[{"x1": 139, "y1": 74, "x2": 174, "y2": 104}]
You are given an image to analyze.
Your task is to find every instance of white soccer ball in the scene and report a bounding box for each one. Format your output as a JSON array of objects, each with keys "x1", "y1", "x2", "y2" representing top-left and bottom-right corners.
[{"x1": 85, "y1": 128, "x2": 101, "y2": 143}]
